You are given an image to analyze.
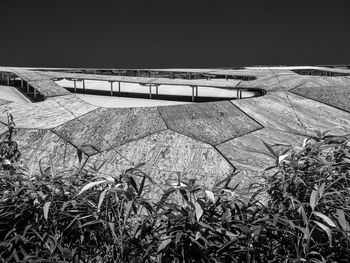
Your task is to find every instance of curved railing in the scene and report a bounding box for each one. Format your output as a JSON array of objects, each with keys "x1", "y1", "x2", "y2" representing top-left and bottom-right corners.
[{"x1": 56, "y1": 79, "x2": 265, "y2": 103}]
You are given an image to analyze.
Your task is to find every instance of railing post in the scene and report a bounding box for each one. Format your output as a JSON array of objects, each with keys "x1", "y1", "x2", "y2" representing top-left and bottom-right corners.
[
  {"x1": 82, "y1": 79, "x2": 86, "y2": 94},
  {"x1": 191, "y1": 86, "x2": 194, "y2": 102},
  {"x1": 73, "y1": 79, "x2": 77, "y2": 93},
  {"x1": 110, "y1": 81, "x2": 113, "y2": 96}
]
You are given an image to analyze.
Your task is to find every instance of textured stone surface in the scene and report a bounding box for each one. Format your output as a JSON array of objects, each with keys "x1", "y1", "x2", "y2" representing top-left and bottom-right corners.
[
  {"x1": 83, "y1": 148, "x2": 132, "y2": 176},
  {"x1": 116, "y1": 130, "x2": 235, "y2": 186},
  {"x1": 291, "y1": 85, "x2": 350, "y2": 113},
  {"x1": 0, "y1": 123, "x2": 7, "y2": 135},
  {"x1": 1, "y1": 66, "x2": 350, "y2": 200},
  {"x1": 217, "y1": 128, "x2": 305, "y2": 172},
  {"x1": 237, "y1": 74, "x2": 279, "y2": 91},
  {"x1": 53, "y1": 107, "x2": 167, "y2": 155},
  {"x1": 216, "y1": 128, "x2": 306, "y2": 200},
  {"x1": 0, "y1": 95, "x2": 98, "y2": 129},
  {"x1": 28, "y1": 80, "x2": 71, "y2": 97},
  {"x1": 0, "y1": 99, "x2": 12, "y2": 106},
  {"x1": 12, "y1": 70, "x2": 49, "y2": 82},
  {"x1": 0, "y1": 129, "x2": 87, "y2": 176},
  {"x1": 232, "y1": 92, "x2": 350, "y2": 135},
  {"x1": 81, "y1": 130, "x2": 235, "y2": 199},
  {"x1": 158, "y1": 101, "x2": 263, "y2": 145},
  {"x1": 273, "y1": 74, "x2": 316, "y2": 90}
]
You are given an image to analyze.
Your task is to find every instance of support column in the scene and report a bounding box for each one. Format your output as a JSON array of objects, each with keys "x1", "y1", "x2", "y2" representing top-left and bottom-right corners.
[
  {"x1": 73, "y1": 80, "x2": 77, "y2": 93},
  {"x1": 7, "y1": 74, "x2": 10, "y2": 86},
  {"x1": 196, "y1": 86, "x2": 198, "y2": 97},
  {"x1": 82, "y1": 79, "x2": 86, "y2": 94},
  {"x1": 236, "y1": 89, "x2": 240, "y2": 99},
  {"x1": 149, "y1": 85, "x2": 152, "y2": 99},
  {"x1": 34, "y1": 89, "x2": 37, "y2": 101},
  {"x1": 21, "y1": 79, "x2": 24, "y2": 89},
  {"x1": 191, "y1": 86, "x2": 194, "y2": 102},
  {"x1": 118, "y1": 82, "x2": 121, "y2": 93},
  {"x1": 110, "y1": 81, "x2": 113, "y2": 96},
  {"x1": 156, "y1": 85, "x2": 159, "y2": 95},
  {"x1": 27, "y1": 82, "x2": 30, "y2": 94}
]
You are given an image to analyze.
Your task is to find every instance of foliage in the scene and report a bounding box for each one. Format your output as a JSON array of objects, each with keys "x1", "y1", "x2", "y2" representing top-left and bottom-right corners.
[
  {"x1": 264, "y1": 131, "x2": 350, "y2": 262},
  {"x1": 0, "y1": 111, "x2": 20, "y2": 171},
  {"x1": 0, "y1": 119, "x2": 349, "y2": 262}
]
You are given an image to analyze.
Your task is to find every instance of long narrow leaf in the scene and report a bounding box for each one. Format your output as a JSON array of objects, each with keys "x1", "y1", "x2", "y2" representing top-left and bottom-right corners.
[
  {"x1": 314, "y1": 221, "x2": 332, "y2": 246},
  {"x1": 261, "y1": 140, "x2": 278, "y2": 158},
  {"x1": 138, "y1": 173, "x2": 146, "y2": 196},
  {"x1": 97, "y1": 189, "x2": 108, "y2": 212},
  {"x1": 310, "y1": 188, "x2": 318, "y2": 211},
  {"x1": 43, "y1": 202, "x2": 51, "y2": 221},
  {"x1": 76, "y1": 180, "x2": 106, "y2": 196},
  {"x1": 195, "y1": 202, "x2": 204, "y2": 221},
  {"x1": 313, "y1": 211, "x2": 336, "y2": 227},
  {"x1": 336, "y1": 209, "x2": 350, "y2": 232}
]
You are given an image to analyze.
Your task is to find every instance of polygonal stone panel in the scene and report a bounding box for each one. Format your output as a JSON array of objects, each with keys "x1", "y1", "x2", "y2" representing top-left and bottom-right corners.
[
  {"x1": 158, "y1": 101, "x2": 262, "y2": 146},
  {"x1": 291, "y1": 85, "x2": 350, "y2": 113},
  {"x1": 273, "y1": 74, "x2": 316, "y2": 90},
  {"x1": 28, "y1": 80, "x2": 71, "y2": 97},
  {"x1": 115, "y1": 129, "x2": 235, "y2": 187},
  {"x1": 216, "y1": 128, "x2": 306, "y2": 202},
  {"x1": 216, "y1": 128, "x2": 305, "y2": 172},
  {"x1": 232, "y1": 92, "x2": 350, "y2": 135},
  {"x1": 83, "y1": 149, "x2": 131, "y2": 176},
  {"x1": 53, "y1": 106, "x2": 167, "y2": 155},
  {"x1": 0, "y1": 129, "x2": 87, "y2": 176},
  {"x1": 0, "y1": 95, "x2": 98, "y2": 129}
]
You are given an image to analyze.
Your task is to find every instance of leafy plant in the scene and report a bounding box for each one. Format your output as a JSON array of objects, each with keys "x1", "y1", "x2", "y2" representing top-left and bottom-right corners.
[
  {"x1": 0, "y1": 110, "x2": 20, "y2": 171},
  {"x1": 0, "y1": 115, "x2": 349, "y2": 263},
  {"x1": 265, "y1": 131, "x2": 350, "y2": 262}
]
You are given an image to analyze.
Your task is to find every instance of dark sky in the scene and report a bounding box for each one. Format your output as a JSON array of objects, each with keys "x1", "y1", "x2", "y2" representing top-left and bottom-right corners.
[{"x1": 1, "y1": 0, "x2": 350, "y2": 68}]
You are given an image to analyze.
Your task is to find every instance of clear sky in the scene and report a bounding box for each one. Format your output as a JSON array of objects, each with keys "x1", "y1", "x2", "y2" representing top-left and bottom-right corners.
[{"x1": 1, "y1": 0, "x2": 350, "y2": 68}]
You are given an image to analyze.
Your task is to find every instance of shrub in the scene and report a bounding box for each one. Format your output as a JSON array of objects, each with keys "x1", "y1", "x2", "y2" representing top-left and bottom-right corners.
[
  {"x1": 0, "y1": 111, "x2": 20, "y2": 171},
  {"x1": 0, "y1": 115, "x2": 349, "y2": 262},
  {"x1": 265, "y1": 132, "x2": 350, "y2": 262}
]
